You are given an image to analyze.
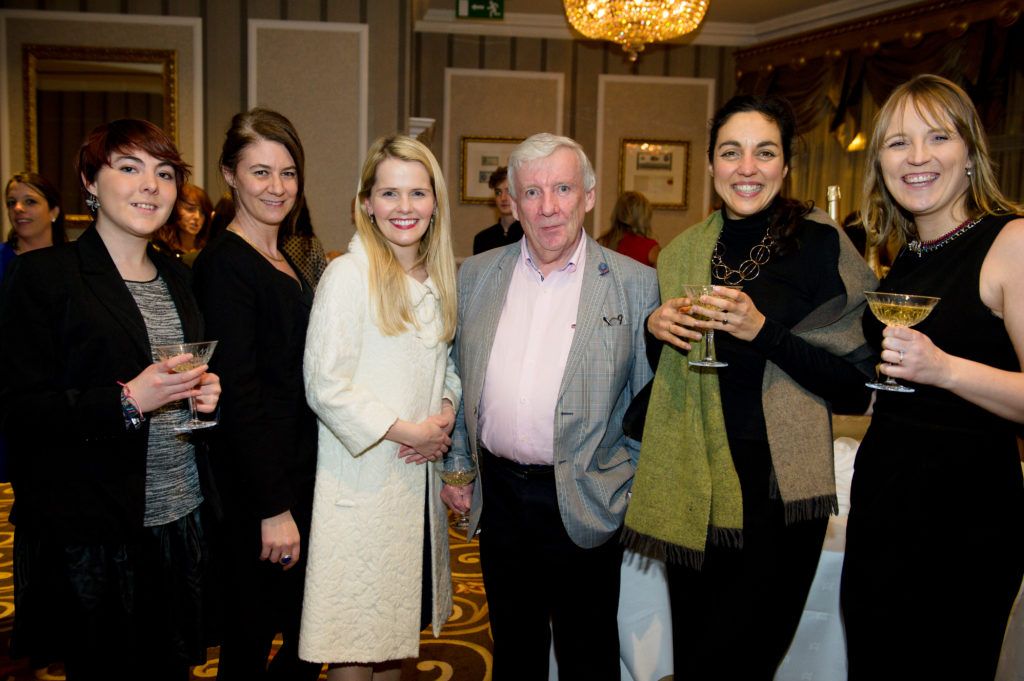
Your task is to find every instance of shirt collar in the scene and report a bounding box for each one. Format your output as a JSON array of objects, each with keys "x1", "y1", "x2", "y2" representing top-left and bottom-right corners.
[{"x1": 519, "y1": 229, "x2": 586, "y2": 281}]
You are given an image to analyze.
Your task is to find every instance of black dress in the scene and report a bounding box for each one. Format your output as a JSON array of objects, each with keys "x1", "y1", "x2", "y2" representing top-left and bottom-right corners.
[
  {"x1": 668, "y1": 207, "x2": 874, "y2": 680},
  {"x1": 192, "y1": 230, "x2": 321, "y2": 681},
  {"x1": 842, "y1": 214, "x2": 1024, "y2": 680}
]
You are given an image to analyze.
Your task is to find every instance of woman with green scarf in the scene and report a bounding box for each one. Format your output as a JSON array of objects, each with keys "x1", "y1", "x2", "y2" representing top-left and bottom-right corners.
[{"x1": 622, "y1": 95, "x2": 877, "y2": 679}]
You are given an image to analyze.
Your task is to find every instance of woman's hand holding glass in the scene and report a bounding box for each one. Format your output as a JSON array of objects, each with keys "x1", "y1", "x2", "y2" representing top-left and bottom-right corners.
[
  {"x1": 647, "y1": 296, "x2": 705, "y2": 351},
  {"x1": 688, "y1": 285, "x2": 766, "y2": 342},
  {"x1": 126, "y1": 353, "x2": 220, "y2": 414},
  {"x1": 877, "y1": 325, "x2": 952, "y2": 389}
]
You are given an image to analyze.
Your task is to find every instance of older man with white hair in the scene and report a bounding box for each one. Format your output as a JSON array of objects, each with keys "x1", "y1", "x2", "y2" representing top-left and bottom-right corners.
[{"x1": 441, "y1": 133, "x2": 659, "y2": 680}]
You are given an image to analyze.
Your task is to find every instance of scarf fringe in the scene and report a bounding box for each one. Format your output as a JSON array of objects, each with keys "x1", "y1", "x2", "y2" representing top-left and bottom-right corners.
[
  {"x1": 709, "y1": 525, "x2": 743, "y2": 549},
  {"x1": 620, "y1": 526, "x2": 707, "y2": 570},
  {"x1": 783, "y1": 494, "x2": 839, "y2": 524}
]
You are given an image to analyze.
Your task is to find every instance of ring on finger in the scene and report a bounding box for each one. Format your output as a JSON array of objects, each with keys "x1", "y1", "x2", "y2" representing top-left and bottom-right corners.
[
  {"x1": 898, "y1": 349, "x2": 904, "y2": 365},
  {"x1": 281, "y1": 554, "x2": 293, "y2": 565},
  {"x1": 722, "y1": 313, "x2": 728, "y2": 326}
]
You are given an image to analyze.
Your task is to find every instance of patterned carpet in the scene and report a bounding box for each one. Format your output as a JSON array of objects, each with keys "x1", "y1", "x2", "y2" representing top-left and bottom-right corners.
[{"x1": 0, "y1": 485, "x2": 493, "y2": 681}]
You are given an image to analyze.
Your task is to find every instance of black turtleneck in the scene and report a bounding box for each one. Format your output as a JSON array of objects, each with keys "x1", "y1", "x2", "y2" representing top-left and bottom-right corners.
[{"x1": 711, "y1": 207, "x2": 873, "y2": 441}]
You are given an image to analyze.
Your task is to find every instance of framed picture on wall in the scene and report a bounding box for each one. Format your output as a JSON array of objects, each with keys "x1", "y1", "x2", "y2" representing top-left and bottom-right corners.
[
  {"x1": 619, "y1": 138, "x2": 690, "y2": 210},
  {"x1": 460, "y1": 136, "x2": 524, "y2": 204}
]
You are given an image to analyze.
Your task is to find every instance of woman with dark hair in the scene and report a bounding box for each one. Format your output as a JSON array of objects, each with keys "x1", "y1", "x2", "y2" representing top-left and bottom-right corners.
[
  {"x1": 841, "y1": 74, "x2": 1024, "y2": 680},
  {"x1": 623, "y1": 94, "x2": 877, "y2": 678},
  {"x1": 598, "y1": 190, "x2": 660, "y2": 265},
  {"x1": 0, "y1": 119, "x2": 221, "y2": 680},
  {"x1": 156, "y1": 183, "x2": 214, "y2": 265},
  {"x1": 193, "y1": 108, "x2": 322, "y2": 680},
  {"x1": 1, "y1": 172, "x2": 66, "y2": 283}
]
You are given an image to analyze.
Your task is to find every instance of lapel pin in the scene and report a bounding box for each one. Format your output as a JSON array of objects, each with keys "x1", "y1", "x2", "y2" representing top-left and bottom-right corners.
[{"x1": 598, "y1": 262, "x2": 609, "y2": 276}]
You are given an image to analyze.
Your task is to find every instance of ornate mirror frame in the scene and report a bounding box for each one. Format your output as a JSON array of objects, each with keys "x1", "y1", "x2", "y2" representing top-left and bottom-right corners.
[{"x1": 23, "y1": 44, "x2": 178, "y2": 225}]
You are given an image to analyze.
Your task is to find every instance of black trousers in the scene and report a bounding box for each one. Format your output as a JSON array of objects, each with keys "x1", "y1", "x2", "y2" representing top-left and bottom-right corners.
[
  {"x1": 667, "y1": 439, "x2": 827, "y2": 681},
  {"x1": 478, "y1": 449, "x2": 623, "y2": 681},
  {"x1": 214, "y1": 505, "x2": 322, "y2": 681}
]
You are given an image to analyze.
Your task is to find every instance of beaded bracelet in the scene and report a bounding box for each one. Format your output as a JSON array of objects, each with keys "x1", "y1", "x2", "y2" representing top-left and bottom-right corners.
[{"x1": 117, "y1": 381, "x2": 145, "y2": 431}]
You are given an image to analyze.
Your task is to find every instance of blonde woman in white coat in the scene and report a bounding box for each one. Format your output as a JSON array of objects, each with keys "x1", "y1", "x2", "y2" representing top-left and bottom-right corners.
[{"x1": 299, "y1": 135, "x2": 460, "y2": 680}]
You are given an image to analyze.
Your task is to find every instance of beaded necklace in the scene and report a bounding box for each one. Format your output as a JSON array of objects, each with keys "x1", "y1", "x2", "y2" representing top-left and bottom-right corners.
[
  {"x1": 907, "y1": 216, "x2": 981, "y2": 256},
  {"x1": 712, "y1": 229, "x2": 775, "y2": 285}
]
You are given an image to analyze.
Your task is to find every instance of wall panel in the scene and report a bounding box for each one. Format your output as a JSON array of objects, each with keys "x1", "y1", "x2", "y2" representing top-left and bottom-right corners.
[
  {"x1": 249, "y1": 19, "x2": 367, "y2": 251},
  {"x1": 595, "y1": 75, "x2": 715, "y2": 248},
  {"x1": 443, "y1": 68, "x2": 563, "y2": 257}
]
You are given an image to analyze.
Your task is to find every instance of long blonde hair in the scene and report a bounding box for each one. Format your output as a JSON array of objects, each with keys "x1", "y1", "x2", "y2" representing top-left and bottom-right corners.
[
  {"x1": 355, "y1": 135, "x2": 457, "y2": 341},
  {"x1": 862, "y1": 74, "x2": 1022, "y2": 246}
]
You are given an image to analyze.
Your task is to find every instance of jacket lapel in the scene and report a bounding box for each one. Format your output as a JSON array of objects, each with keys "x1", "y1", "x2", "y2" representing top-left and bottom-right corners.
[
  {"x1": 77, "y1": 226, "x2": 151, "y2": 363},
  {"x1": 559, "y1": 237, "x2": 611, "y2": 399},
  {"x1": 465, "y1": 246, "x2": 518, "y2": 421}
]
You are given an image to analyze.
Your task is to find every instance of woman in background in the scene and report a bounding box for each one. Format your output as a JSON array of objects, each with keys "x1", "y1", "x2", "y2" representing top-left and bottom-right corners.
[
  {"x1": 193, "y1": 108, "x2": 321, "y2": 681},
  {"x1": 2, "y1": 172, "x2": 66, "y2": 283},
  {"x1": 156, "y1": 183, "x2": 213, "y2": 265},
  {"x1": 841, "y1": 74, "x2": 1024, "y2": 680},
  {"x1": 0, "y1": 118, "x2": 220, "y2": 680},
  {"x1": 598, "y1": 190, "x2": 660, "y2": 266},
  {"x1": 299, "y1": 135, "x2": 459, "y2": 680},
  {"x1": 281, "y1": 202, "x2": 329, "y2": 288}
]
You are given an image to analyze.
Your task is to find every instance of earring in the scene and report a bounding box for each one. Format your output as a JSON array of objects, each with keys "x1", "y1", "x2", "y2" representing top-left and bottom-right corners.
[
  {"x1": 966, "y1": 167, "x2": 973, "y2": 177},
  {"x1": 429, "y1": 213, "x2": 436, "y2": 229},
  {"x1": 369, "y1": 214, "x2": 377, "y2": 226},
  {"x1": 85, "y1": 194, "x2": 100, "y2": 212}
]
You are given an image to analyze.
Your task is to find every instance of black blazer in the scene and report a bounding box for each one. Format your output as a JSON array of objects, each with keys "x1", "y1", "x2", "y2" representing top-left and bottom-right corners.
[
  {"x1": 192, "y1": 230, "x2": 316, "y2": 526},
  {"x1": 0, "y1": 226, "x2": 207, "y2": 542}
]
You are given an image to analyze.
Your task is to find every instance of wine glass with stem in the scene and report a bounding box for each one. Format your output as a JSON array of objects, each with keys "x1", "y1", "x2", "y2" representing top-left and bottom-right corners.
[
  {"x1": 683, "y1": 284, "x2": 741, "y2": 368},
  {"x1": 863, "y1": 291, "x2": 941, "y2": 393},
  {"x1": 436, "y1": 452, "x2": 477, "y2": 532},
  {"x1": 151, "y1": 340, "x2": 219, "y2": 431}
]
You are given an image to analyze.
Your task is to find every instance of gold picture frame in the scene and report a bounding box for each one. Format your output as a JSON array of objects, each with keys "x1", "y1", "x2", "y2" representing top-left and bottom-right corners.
[
  {"x1": 619, "y1": 138, "x2": 689, "y2": 210},
  {"x1": 460, "y1": 136, "x2": 524, "y2": 204}
]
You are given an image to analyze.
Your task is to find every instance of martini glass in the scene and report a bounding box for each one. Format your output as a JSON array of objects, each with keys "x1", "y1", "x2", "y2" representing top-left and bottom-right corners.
[
  {"x1": 436, "y1": 454, "x2": 477, "y2": 531},
  {"x1": 152, "y1": 340, "x2": 219, "y2": 431},
  {"x1": 683, "y1": 284, "x2": 741, "y2": 368},
  {"x1": 863, "y1": 291, "x2": 940, "y2": 393}
]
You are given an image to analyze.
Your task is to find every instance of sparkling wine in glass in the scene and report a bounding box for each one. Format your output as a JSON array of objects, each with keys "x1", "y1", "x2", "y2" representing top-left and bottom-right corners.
[
  {"x1": 683, "y1": 284, "x2": 741, "y2": 368},
  {"x1": 863, "y1": 291, "x2": 940, "y2": 394},
  {"x1": 437, "y1": 454, "x2": 477, "y2": 532},
  {"x1": 152, "y1": 340, "x2": 218, "y2": 431}
]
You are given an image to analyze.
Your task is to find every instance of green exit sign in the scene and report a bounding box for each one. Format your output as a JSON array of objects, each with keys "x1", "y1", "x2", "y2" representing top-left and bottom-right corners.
[{"x1": 456, "y1": 0, "x2": 504, "y2": 19}]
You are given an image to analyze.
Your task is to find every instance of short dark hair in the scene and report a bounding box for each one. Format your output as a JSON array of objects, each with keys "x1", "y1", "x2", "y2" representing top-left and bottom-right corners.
[
  {"x1": 487, "y1": 166, "x2": 508, "y2": 190},
  {"x1": 77, "y1": 119, "x2": 189, "y2": 196},
  {"x1": 219, "y1": 108, "x2": 306, "y2": 234},
  {"x1": 707, "y1": 94, "x2": 797, "y2": 166}
]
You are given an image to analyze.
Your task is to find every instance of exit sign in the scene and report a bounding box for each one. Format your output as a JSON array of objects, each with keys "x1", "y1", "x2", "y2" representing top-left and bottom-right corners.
[{"x1": 456, "y1": 0, "x2": 504, "y2": 19}]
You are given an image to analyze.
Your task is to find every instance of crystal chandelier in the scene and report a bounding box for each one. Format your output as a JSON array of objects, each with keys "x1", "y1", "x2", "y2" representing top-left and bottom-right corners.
[{"x1": 563, "y1": 0, "x2": 710, "y2": 62}]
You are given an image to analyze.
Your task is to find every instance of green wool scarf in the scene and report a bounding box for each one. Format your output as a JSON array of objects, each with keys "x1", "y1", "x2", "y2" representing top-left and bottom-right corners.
[
  {"x1": 622, "y1": 209, "x2": 877, "y2": 568},
  {"x1": 622, "y1": 211, "x2": 740, "y2": 568}
]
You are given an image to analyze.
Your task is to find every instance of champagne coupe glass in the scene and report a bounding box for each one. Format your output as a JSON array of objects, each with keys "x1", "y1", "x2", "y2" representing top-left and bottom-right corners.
[
  {"x1": 863, "y1": 291, "x2": 940, "y2": 394},
  {"x1": 437, "y1": 453, "x2": 477, "y2": 532},
  {"x1": 683, "y1": 284, "x2": 741, "y2": 368},
  {"x1": 152, "y1": 340, "x2": 219, "y2": 431}
]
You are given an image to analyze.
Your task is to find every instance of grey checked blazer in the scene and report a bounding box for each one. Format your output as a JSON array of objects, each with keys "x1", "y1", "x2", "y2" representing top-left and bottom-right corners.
[{"x1": 451, "y1": 236, "x2": 659, "y2": 549}]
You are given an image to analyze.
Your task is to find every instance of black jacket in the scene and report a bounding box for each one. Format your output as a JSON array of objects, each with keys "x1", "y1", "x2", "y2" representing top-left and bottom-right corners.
[{"x1": 0, "y1": 226, "x2": 211, "y2": 542}]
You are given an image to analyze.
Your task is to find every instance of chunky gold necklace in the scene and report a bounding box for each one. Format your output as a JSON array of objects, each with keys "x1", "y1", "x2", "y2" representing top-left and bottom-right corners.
[{"x1": 712, "y1": 229, "x2": 775, "y2": 285}]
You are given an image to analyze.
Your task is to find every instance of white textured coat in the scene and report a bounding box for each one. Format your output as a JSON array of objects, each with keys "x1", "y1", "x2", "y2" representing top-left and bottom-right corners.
[{"x1": 298, "y1": 235, "x2": 459, "y2": 663}]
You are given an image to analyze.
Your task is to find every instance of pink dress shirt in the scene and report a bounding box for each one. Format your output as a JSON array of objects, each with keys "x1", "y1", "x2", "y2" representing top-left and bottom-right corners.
[{"x1": 478, "y1": 234, "x2": 587, "y2": 465}]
